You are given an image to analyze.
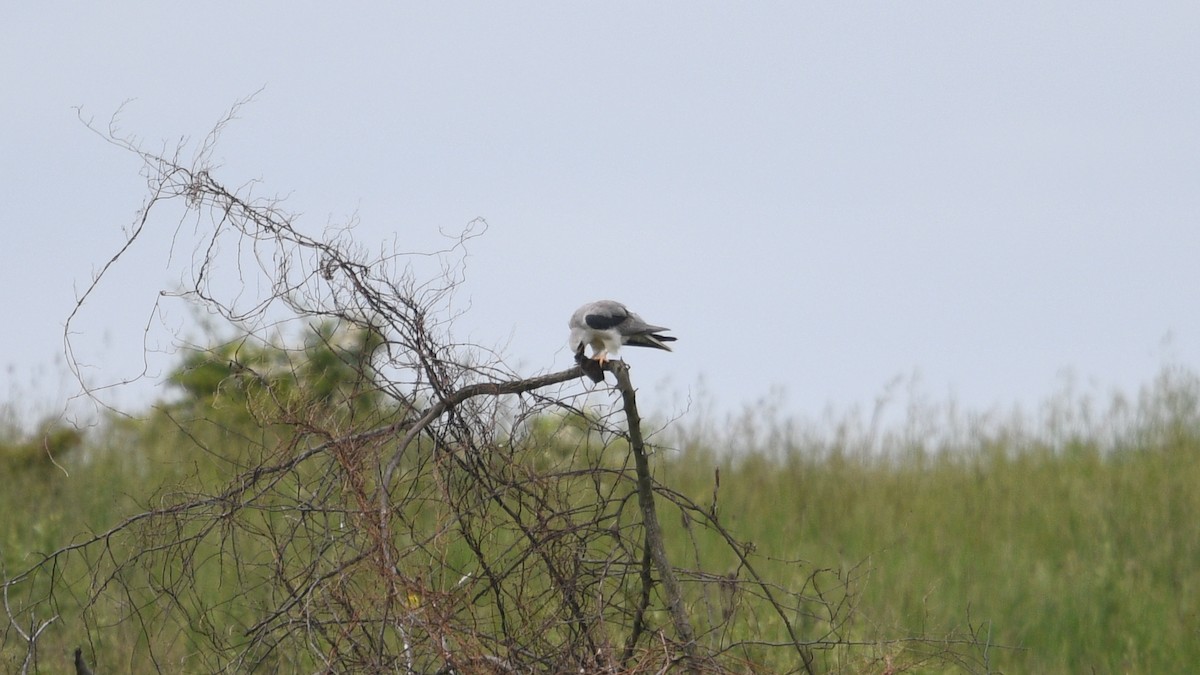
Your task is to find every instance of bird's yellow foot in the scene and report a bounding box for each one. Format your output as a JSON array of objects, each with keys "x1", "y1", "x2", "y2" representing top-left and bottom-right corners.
[{"x1": 595, "y1": 351, "x2": 609, "y2": 367}]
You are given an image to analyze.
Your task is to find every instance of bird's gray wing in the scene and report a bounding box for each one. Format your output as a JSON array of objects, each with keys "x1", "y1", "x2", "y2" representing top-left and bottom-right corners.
[
  {"x1": 614, "y1": 305, "x2": 677, "y2": 351},
  {"x1": 617, "y1": 313, "x2": 668, "y2": 338}
]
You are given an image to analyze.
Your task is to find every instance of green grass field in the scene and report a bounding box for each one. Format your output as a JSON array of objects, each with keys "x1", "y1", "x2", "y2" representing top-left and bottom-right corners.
[
  {"x1": 659, "y1": 368, "x2": 1200, "y2": 672},
  {"x1": 3, "y1": 366, "x2": 1198, "y2": 673}
]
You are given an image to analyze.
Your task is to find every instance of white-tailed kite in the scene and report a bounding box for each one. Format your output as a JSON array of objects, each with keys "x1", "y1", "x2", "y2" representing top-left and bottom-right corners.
[{"x1": 569, "y1": 300, "x2": 676, "y2": 366}]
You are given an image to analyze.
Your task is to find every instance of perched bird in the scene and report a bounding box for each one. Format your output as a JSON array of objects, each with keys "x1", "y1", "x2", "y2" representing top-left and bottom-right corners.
[{"x1": 568, "y1": 300, "x2": 676, "y2": 366}]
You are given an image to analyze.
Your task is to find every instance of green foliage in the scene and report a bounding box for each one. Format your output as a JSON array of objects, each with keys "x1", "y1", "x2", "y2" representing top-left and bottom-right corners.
[
  {"x1": 167, "y1": 321, "x2": 387, "y2": 423},
  {"x1": 0, "y1": 418, "x2": 84, "y2": 475}
]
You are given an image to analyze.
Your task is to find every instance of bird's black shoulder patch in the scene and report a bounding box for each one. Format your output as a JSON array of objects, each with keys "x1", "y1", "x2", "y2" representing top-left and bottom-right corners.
[{"x1": 585, "y1": 311, "x2": 627, "y2": 330}]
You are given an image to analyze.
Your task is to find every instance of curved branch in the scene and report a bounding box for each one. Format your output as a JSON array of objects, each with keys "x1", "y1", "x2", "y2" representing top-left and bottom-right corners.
[{"x1": 380, "y1": 366, "x2": 587, "y2": 498}]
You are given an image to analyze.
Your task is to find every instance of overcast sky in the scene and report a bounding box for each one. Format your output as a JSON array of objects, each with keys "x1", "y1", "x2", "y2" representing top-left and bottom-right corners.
[{"x1": 4, "y1": 4, "x2": 1200, "y2": 430}]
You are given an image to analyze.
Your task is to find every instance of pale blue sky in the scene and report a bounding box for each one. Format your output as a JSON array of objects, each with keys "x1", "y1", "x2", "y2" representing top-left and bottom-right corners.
[{"x1": 4, "y1": 4, "x2": 1200, "y2": 427}]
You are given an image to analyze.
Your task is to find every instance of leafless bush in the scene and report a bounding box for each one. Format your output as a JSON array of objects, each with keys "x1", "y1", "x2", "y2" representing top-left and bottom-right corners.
[{"x1": 2, "y1": 102, "x2": 999, "y2": 673}]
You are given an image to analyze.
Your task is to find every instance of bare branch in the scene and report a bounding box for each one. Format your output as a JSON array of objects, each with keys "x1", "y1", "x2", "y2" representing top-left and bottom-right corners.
[
  {"x1": 3, "y1": 100, "x2": 1001, "y2": 674},
  {"x1": 612, "y1": 362, "x2": 697, "y2": 667}
]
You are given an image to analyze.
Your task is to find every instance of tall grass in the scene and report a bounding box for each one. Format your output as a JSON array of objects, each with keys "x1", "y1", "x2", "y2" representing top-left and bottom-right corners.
[
  {"x1": 4, "y1": 367, "x2": 1200, "y2": 672},
  {"x1": 660, "y1": 366, "x2": 1200, "y2": 672}
]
